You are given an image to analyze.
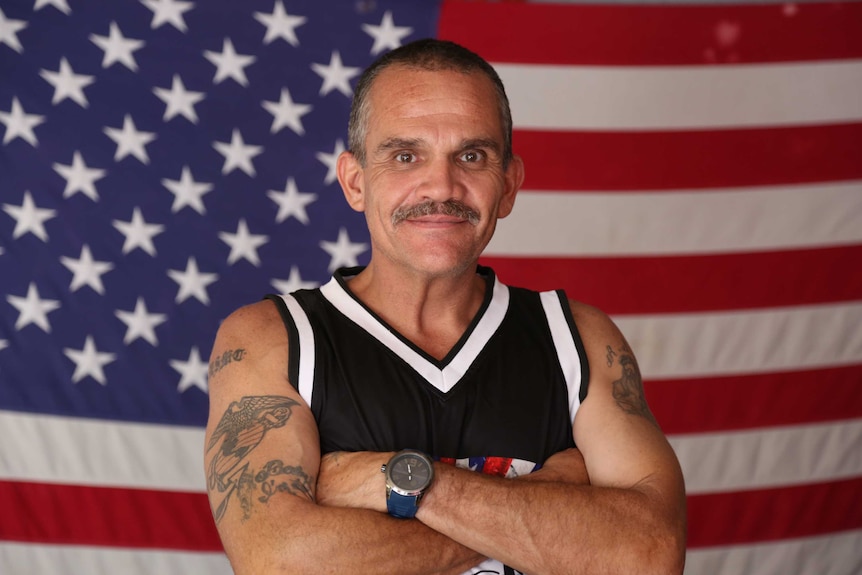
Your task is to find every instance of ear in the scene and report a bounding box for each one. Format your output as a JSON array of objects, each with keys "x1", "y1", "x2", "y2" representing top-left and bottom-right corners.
[
  {"x1": 497, "y1": 154, "x2": 524, "y2": 219},
  {"x1": 336, "y1": 151, "x2": 366, "y2": 212}
]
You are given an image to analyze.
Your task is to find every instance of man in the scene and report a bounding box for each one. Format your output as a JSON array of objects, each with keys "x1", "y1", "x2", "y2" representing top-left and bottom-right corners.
[{"x1": 204, "y1": 39, "x2": 686, "y2": 574}]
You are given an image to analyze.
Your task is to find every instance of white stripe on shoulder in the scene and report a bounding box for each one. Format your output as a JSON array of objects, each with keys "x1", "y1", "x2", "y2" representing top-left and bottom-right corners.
[
  {"x1": 540, "y1": 291, "x2": 582, "y2": 425},
  {"x1": 279, "y1": 294, "x2": 315, "y2": 409}
]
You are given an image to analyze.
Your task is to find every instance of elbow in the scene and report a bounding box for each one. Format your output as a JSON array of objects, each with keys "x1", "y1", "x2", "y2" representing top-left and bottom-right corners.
[{"x1": 637, "y1": 520, "x2": 686, "y2": 575}]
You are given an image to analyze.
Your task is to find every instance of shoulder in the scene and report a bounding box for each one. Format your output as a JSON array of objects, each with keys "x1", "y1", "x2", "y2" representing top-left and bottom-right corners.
[
  {"x1": 566, "y1": 299, "x2": 626, "y2": 351},
  {"x1": 216, "y1": 299, "x2": 286, "y2": 344},
  {"x1": 208, "y1": 299, "x2": 289, "y2": 384}
]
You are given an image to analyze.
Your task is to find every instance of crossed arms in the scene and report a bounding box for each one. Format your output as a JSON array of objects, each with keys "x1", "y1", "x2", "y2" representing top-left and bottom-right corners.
[{"x1": 203, "y1": 299, "x2": 686, "y2": 574}]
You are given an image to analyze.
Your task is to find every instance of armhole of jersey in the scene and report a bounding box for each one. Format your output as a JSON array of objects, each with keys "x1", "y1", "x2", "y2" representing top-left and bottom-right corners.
[
  {"x1": 540, "y1": 290, "x2": 591, "y2": 426},
  {"x1": 264, "y1": 294, "x2": 315, "y2": 410}
]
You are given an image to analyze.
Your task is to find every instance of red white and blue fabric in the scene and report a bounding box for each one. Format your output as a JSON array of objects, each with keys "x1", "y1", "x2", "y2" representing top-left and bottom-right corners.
[{"x1": 0, "y1": 1, "x2": 860, "y2": 573}]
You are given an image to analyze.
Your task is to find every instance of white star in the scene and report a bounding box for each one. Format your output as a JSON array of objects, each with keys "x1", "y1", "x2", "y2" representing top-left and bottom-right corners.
[
  {"x1": 53, "y1": 151, "x2": 105, "y2": 200},
  {"x1": 212, "y1": 129, "x2": 263, "y2": 176},
  {"x1": 153, "y1": 74, "x2": 205, "y2": 123},
  {"x1": 3, "y1": 190, "x2": 56, "y2": 241},
  {"x1": 254, "y1": 0, "x2": 306, "y2": 46},
  {"x1": 170, "y1": 346, "x2": 209, "y2": 393},
  {"x1": 113, "y1": 207, "x2": 164, "y2": 256},
  {"x1": 203, "y1": 38, "x2": 255, "y2": 86},
  {"x1": 115, "y1": 297, "x2": 167, "y2": 345},
  {"x1": 167, "y1": 256, "x2": 218, "y2": 304},
  {"x1": 320, "y1": 227, "x2": 368, "y2": 272},
  {"x1": 0, "y1": 97, "x2": 45, "y2": 146},
  {"x1": 0, "y1": 340, "x2": 7, "y2": 351},
  {"x1": 262, "y1": 87, "x2": 312, "y2": 135},
  {"x1": 141, "y1": 0, "x2": 194, "y2": 32},
  {"x1": 219, "y1": 218, "x2": 269, "y2": 266},
  {"x1": 362, "y1": 11, "x2": 412, "y2": 56},
  {"x1": 161, "y1": 165, "x2": 212, "y2": 214},
  {"x1": 315, "y1": 139, "x2": 344, "y2": 185},
  {"x1": 64, "y1": 336, "x2": 116, "y2": 385},
  {"x1": 40, "y1": 58, "x2": 94, "y2": 107},
  {"x1": 311, "y1": 50, "x2": 360, "y2": 97},
  {"x1": 271, "y1": 265, "x2": 318, "y2": 294},
  {"x1": 267, "y1": 177, "x2": 316, "y2": 224},
  {"x1": 7, "y1": 282, "x2": 60, "y2": 332},
  {"x1": 34, "y1": 0, "x2": 71, "y2": 14},
  {"x1": 89, "y1": 21, "x2": 145, "y2": 71},
  {"x1": 0, "y1": 7, "x2": 27, "y2": 53},
  {"x1": 60, "y1": 244, "x2": 114, "y2": 294},
  {"x1": 103, "y1": 114, "x2": 156, "y2": 163}
]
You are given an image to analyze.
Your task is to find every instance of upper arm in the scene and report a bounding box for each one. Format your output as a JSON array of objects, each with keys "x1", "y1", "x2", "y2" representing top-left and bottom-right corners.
[
  {"x1": 570, "y1": 301, "x2": 685, "y2": 510},
  {"x1": 203, "y1": 299, "x2": 320, "y2": 571}
]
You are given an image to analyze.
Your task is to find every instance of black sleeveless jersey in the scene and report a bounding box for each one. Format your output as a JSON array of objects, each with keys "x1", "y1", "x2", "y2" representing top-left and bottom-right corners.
[{"x1": 266, "y1": 266, "x2": 590, "y2": 470}]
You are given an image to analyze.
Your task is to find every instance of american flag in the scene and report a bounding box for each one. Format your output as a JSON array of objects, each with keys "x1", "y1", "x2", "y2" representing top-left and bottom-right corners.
[{"x1": 0, "y1": 0, "x2": 860, "y2": 573}]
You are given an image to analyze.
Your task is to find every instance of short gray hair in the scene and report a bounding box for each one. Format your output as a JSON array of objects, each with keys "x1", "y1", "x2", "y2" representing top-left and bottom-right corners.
[{"x1": 347, "y1": 39, "x2": 513, "y2": 168}]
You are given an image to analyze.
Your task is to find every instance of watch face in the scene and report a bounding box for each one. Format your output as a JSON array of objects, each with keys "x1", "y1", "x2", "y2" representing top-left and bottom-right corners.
[{"x1": 388, "y1": 451, "x2": 433, "y2": 493}]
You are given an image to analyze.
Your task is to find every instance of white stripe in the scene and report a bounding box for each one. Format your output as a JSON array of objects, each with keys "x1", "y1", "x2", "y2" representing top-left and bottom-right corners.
[
  {"x1": 614, "y1": 300, "x2": 862, "y2": 380},
  {"x1": 540, "y1": 291, "x2": 583, "y2": 425},
  {"x1": 484, "y1": 180, "x2": 862, "y2": 257},
  {"x1": 0, "y1": 409, "x2": 205, "y2": 491},
  {"x1": 670, "y1": 419, "x2": 862, "y2": 494},
  {"x1": 281, "y1": 294, "x2": 315, "y2": 409},
  {"x1": 685, "y1": 529, "x2": 862, "y2": 575},
  {"x1": 2, "y1": 408, "x2": 860, "y2": 501},
  {"x1": 497, "y1": 59, "x2": 862, "y2": 130},
  {"x1": 0, "y1": 542, "x2": 232, "y2": 575},
  {"x1": 319, "y1": 274, "x2": 509, "y2": 393}
]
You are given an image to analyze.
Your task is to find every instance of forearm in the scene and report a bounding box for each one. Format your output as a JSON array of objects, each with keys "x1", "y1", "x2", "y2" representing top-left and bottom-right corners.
[
  {"x1": 223, "y1": 496, "x2": 483, "y2": 575},
  {"x1": 416, "y1": 463, "x2": 685, "y2": 575},
  {"x1": 288, "y1": 503, "x2": 483, "y2": 575}
]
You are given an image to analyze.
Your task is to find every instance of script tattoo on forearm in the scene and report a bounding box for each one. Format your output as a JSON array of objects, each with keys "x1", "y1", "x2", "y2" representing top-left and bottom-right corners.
[
  {"x1": 610, "y1": 344, "x2": 659, "y2": 428},
  {"x1": 208, "y1": 348, "x2": 246, "y2": 378},
  {"x1": 205, "y1": 395, "x2": 314, "y2": 524}
]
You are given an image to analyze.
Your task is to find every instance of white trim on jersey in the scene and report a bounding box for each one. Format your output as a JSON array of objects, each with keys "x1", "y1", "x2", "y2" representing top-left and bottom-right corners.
[
  {"x1": 280, "y1": 294, "x2": 316, "y2": 409},
  {"x1": 319, "y1": 274, "x2": 510, "y2": 394},
  {"x1": 540, "y1": 291, "x2": 583, "y2": 426}
]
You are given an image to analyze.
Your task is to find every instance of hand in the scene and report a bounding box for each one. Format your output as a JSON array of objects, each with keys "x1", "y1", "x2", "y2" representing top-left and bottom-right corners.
[
  {"x1": 316, "y1": 451, "x2": 392, "y2": 513},
  {"x1": 521, "y1": 448, "x2": 590, "y2": 485}
]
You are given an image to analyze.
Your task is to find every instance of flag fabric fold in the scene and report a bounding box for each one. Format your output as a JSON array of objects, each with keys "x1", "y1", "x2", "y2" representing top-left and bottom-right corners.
[{"x1": 1, "y1": 1, "x2": 860, "y2": 573}]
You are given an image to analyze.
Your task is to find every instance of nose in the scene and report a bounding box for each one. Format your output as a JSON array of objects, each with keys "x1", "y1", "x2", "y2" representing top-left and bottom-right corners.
[{"x1": 417, "y1": 156, "x2": 464, "y2": 202}]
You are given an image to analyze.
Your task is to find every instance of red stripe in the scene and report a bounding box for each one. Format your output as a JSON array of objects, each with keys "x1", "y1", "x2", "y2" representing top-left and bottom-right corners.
[
  {"x1": 481, "y1": 245, "x2": 862, "y2": 316},
  {"x1": 647, "y1": 364, "x2": 862, "y2": 434},
  {"x1": 514, "y1": 124, "x2": 862, "y2": 191},
  {"x1": 687, "y1": 477, "x2": 862, "y2": 547},
  {"x1": 4, "y1": 476, "x2": 859, "y2": 551},
  {"x1": 439, "y1": 2, "x2": 862, "y2": 65},
  {"x1": 0, "y1": 481, "x2": 222, "y2": 550}
]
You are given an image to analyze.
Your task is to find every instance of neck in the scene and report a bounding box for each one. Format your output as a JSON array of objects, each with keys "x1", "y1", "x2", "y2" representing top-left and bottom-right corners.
[{"x1": 344, "y1": 261, "x2": 487, "y2": 360}]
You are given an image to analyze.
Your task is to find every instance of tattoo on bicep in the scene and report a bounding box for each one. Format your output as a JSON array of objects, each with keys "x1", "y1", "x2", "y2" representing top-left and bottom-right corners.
[
  {"x1": 205, "y1": 395, "x2": 314, "y2": 524},
  {"x1": 610, "y1": 346, "x2": 659, "y2": 428},
  {"x1": 208, "y1": 348, "x2": 247, "y2": 378},
  {"x1": 606, "y1": 345, "x2": 617, "y2": 367}
]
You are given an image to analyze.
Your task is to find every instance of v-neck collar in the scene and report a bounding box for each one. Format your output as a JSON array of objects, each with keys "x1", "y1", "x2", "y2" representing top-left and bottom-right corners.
[{"x1": 319, "y1": 266, "x2": 510, "y2": 393}]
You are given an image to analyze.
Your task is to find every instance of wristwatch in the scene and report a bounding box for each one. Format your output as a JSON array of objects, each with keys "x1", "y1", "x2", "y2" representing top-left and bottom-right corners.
[{"x1": 381, "y1": 450, "x2": 435, "y2": 518}]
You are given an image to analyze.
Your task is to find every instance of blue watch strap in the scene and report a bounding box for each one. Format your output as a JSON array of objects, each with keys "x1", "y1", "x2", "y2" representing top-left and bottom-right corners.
[{"x1": 387, "y1": 490, "x2": 420, "y2": 518}]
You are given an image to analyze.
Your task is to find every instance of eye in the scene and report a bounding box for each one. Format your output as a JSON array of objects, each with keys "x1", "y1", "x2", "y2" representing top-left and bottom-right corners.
[
  {"x1": 459, "y1": 150, "x2": 484, "y2": 163},
  {"x1": 395, "y1": 152, "x2": 416, "y2": 163}
]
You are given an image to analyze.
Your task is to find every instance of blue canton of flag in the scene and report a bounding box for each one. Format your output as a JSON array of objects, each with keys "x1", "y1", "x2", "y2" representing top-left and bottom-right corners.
[{"x1": 0, "y1": 0, "x2": 436, "y2": 427}]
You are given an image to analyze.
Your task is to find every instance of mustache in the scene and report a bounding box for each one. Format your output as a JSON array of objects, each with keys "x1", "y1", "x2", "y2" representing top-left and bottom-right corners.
[{"x1": 391, "y1": 199, "x2": 480, "y2": 226}]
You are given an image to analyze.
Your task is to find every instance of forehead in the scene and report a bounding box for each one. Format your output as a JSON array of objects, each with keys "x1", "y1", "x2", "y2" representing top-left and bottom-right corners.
[{"x1": 364, "y1": 65, "x2": 503, "y2": 141}]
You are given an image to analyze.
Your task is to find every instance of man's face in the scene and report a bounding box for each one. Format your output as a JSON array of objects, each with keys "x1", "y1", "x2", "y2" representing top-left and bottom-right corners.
[{"x1": 338, "y1": 65, "x2": 523, "y2": 278}]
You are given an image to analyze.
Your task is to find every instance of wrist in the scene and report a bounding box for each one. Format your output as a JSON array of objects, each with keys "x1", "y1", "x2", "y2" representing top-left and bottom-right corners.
[{"x1": 382, "y1": 450, "x2": 435, "y2": 518}]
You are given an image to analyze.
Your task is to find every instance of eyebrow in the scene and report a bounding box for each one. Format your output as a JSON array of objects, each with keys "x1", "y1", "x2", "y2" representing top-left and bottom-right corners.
[
  {"x1": 375, "y1": 137, "x2": 424, "y2": 154},
  {"x1": 374, "y1": 137, "x2": 502, "y2": 155}
]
